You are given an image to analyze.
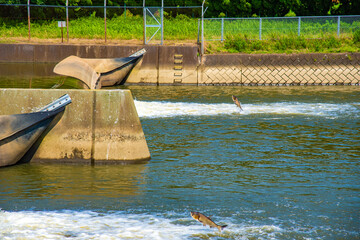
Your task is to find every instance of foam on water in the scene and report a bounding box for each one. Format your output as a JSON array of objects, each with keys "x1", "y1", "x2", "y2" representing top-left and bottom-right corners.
[
  {"x1": 134, "y1": 100, "x2": 359, "y2": 118},
  {"x1": 0, "y1": 210, "x2": 283, "y2": 240}
]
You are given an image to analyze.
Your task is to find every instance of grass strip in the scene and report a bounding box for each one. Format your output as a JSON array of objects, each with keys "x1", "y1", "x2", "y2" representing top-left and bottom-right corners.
[
  {"x1": 207, "y1": 32, "x2": 360, "y2": 54},
  {"x1": 0, "y1": 14, "x2": 359, "y2": 53}
]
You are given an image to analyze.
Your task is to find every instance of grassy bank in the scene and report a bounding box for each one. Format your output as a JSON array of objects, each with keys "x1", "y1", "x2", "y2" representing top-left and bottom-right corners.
[
  {"x1": 208, "y1": 32, "x2": 360, "y2": 54},
  {"x1": 0, "y1": 14, "x2": 197, "y2": 41},
  {"x1": 0, "y1": 14, "x2": 359, "y2": 53}
]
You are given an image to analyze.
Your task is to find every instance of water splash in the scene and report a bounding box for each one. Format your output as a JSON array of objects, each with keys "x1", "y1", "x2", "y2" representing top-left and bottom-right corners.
[
  {"x1": 0, "y1": 210, "x2": 283, "y2": 240},
  {"x1": 134, "y1": 100, "x2": 359, "y2": 118}
]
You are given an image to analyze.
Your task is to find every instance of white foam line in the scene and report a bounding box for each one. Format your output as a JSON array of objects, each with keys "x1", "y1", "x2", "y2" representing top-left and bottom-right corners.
[
  {"x1": 0, "y1": 211, "x2": 191, "y2": 240},
  {"x1": 134, "y1": 100, "x2": 359, "y2": 118},
  {"x1": 0, "y1": 210, "x2": 285, "y2": 240}
]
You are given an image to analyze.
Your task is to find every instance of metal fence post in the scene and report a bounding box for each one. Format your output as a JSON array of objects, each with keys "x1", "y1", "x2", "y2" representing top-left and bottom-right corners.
[
  {"x1": 298, "y1": 17, "x2": 301, "y2": 36},
  {"x1": 27, "y1": 0, "x2": 30, "y2": 41},
  {"x1": 221, "y1": 18, "x2": 224, "y2": 42},
  {"x1": 197, "y1": 18, "x2": 200, "y2": 44},
  {"x1": 259, "y1": 17, "x2": 262, "y2": 40},
  {"x1": 66, "y1": 0, "x2": 69, "y2": 43},
  {"x1": 337, "y1": 16, "x2": 340, "y2": 36},
  {"x1": 161, "y1": 0, "x2": 163, "y2": 45},
  {"x1": 104, "y1": 0, "x2": 107, "y2": 43},
  {"x1": 143, "y1": 0, "x2": 146, "y2": 45},
  {"x1": 201, "y1": 0, "x2": 204, "y2": 55}
]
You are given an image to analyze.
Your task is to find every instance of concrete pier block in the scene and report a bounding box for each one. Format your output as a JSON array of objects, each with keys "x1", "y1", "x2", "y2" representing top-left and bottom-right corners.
[{"x1": 0, "y1": 88, "x2": 150, "y2": 164}]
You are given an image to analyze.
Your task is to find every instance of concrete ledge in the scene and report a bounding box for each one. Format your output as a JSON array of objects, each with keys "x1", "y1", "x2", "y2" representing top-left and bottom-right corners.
[
  {"x1": 0, "y1": 88, "x2": 151, "y2": 164},
  {"x1": 203, "y1": 53, "x2": 360, "y2": 66}
]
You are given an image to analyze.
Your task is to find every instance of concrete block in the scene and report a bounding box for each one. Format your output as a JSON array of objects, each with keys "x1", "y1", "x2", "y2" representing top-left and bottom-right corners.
[{"x1": 0, "y1": 88, "x2": 150, "y2": 164}]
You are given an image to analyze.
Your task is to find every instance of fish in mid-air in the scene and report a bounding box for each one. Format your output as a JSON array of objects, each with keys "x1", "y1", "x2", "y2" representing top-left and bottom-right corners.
[
  {"x1": 231, "y1": 95, "x2": 243, "y2": 111},
  {"x1": 190, "y1": 211, "x2": 227, "y2": 232}
]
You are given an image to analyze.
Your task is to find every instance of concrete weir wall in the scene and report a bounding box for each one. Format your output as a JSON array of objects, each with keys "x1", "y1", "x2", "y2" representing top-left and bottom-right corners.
[
  {"x1": 1, "y1": 43, "x2": 359, "y2": 85},
  {"x1": 0, "y1": 43, "x2": 199, "y2": 85},
  {"x1": 0, "y1": 88, "x2": 151, "y2": 164},
  {"x1": 200, "y1": 53, "x2": 360, "y2": 85}
]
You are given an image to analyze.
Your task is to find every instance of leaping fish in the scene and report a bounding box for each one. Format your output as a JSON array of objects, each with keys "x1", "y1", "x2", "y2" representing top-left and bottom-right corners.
[
  {"x1": 190, "y1": 211, "x2": 227, "y2": 232},
  {"x1": 232, "y1": 95, "x2": 243, "y2": 111}
]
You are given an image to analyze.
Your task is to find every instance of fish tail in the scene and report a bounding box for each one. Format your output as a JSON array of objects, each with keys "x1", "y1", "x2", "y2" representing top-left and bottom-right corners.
[{"x1": 217, "y1": 225, "x2": 228, "y2": 231}]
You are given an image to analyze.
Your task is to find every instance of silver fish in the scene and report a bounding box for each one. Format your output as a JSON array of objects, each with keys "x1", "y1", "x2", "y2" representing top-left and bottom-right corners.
[
  {"x1": 191, "y1": 211, "x2": 227, "y2": 232},
  {"x1": 232, "y1": 95, "x2": 243, "y2": 111}
]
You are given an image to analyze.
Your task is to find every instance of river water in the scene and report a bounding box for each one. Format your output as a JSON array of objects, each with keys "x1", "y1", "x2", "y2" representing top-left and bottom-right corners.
[{"x1": 0, "y1": 85, "x2": 359, "y2": 239}]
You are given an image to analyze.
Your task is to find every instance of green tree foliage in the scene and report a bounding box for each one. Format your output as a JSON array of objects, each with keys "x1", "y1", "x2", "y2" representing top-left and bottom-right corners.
[
  {"x1": 293, "y1": 0, "x2": 332, "y2": 16},
  {"x1": 330, "y1": 0, "x2": 360, "y2": 15},
  {"x1": 206, "y1": 0, "x2": 251, "y2": 18},
  {"x1": 250, "y1": 0, "x2": 298, "y2": 17}
]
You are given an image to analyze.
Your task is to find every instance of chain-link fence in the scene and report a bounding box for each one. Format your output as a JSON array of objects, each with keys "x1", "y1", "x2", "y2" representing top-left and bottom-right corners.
[
  {"x1": 0, "y1": 1, "x2": 202, "y2": 44},
  {"x1": 204, "y1": 15, "x2": 360, "y2": 41},
  {"x1": 1, "y1": 1, "x2": 359, "y2": 46},
  {"x1": 0, "y1": 2, "x2": 144, "y2": 42}
]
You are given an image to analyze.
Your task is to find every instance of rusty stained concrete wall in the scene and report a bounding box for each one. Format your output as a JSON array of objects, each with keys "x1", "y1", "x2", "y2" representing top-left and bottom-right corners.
[{"x1": 0, "y1": 88, "x2": 150, "y2": 164}]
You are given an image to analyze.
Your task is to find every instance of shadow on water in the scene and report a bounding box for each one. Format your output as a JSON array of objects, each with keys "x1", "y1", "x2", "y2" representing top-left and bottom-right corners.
[
  {"x1": 0, "y1": 163, "x2": 148, "y2": 210},
  {"x1": 0, "y1": 63, "x2": 86, "y2": 89}
]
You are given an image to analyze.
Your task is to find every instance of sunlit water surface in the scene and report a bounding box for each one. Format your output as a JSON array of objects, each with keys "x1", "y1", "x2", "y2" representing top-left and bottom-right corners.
[{"x1": 1, "y1": 86, "x2": 359, "y2": 239}]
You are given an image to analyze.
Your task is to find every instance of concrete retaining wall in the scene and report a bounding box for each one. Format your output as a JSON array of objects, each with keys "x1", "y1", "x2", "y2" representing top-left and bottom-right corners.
[
  {"x1": 200, "y1": 53, "x2": 360, "y2": 85},
  {"x1": 0, "y1": 43, "x2": 199, "y2": 85},
  {"x1": 1, "y1": 43, "x2": 359, "y2": 85},
  {"x1": 0, "y1": 88, "x2": 150, "y2": 164}
]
